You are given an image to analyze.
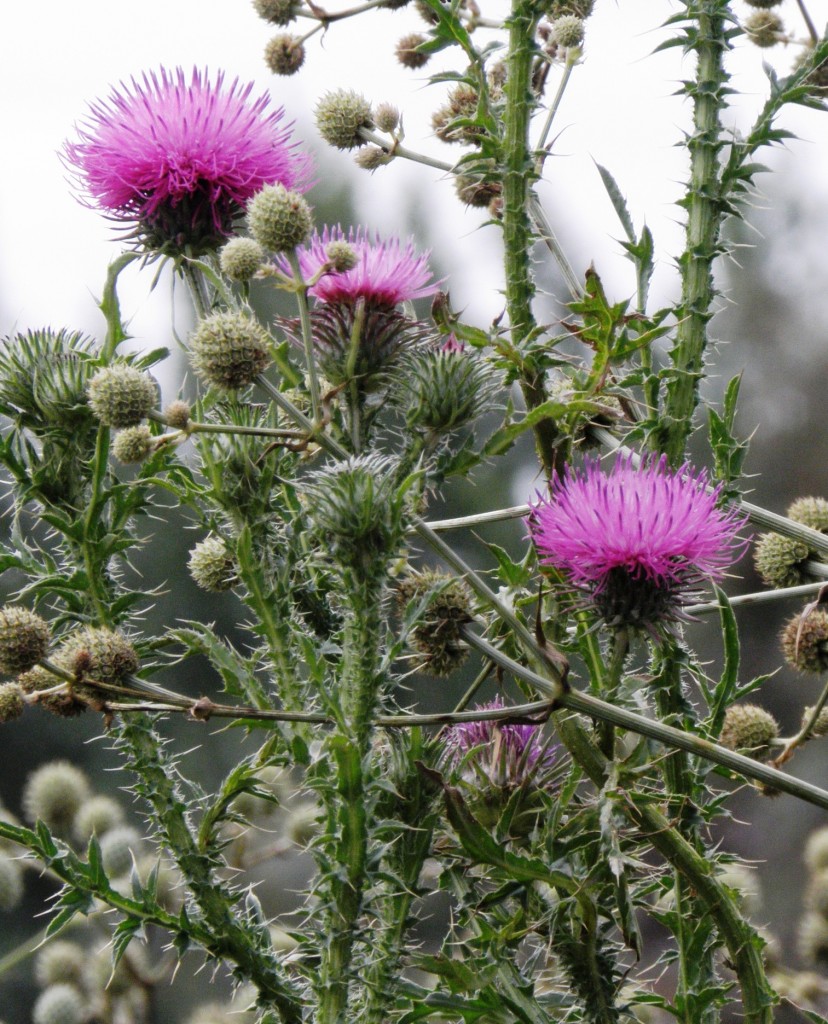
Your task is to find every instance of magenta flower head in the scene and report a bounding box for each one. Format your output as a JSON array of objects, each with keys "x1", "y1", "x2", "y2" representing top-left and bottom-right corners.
[
  {"x1": 278, "y1": 226, "x2": 437, "y2": 386},
  {"x1": 64, "y1": 67, "x2": 311, "y2": 256},
  {"x1": 529, "y1": 454, "x2": 746, "y2": 630},
  {"x1": 443, "y1": 697, "x2": 560, "y2": 835}
]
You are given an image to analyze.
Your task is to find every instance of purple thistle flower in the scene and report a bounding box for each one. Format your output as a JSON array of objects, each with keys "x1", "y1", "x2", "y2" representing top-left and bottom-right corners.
[
  {"x1": 529, "y1": 454, "x2": 747, "y2": 628},
  {"x1": 283, "y1": 226, "x2": 437, "y2": 308},
  {"x1": 64, "y1": 67, "x2": 312, "y2": 256}
]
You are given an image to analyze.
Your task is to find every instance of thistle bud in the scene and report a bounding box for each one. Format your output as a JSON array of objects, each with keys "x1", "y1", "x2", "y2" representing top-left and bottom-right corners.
[
  {"x1": 396, "y1": 32, "x2": 430, "y2": 69},
  {"x1": 22, "y1": 761, "x2": 91, "y2": 836},
  {"x1": 401, "y1": 343, "x2": 494, "y2": 435},
  {"x1": 718, "y1": 704, "x2": 779, "y2": 755},
  {"x1": 60, "y1": 627, "x2": 139, "y2": 685},
  {"x1": 0, "y1": 606, "x2": 49, "y2": 674},
  {"x1": 0, "y1": 683, "x2": 25, "y2": 723},
  {"x1": 0, "y1": 856, "x2": 23, "y2": 911},
  {"x1": 354, "y1": 146, "x2": 391, "y2": 171},
  {"x1": 264, "y1": 34, "x2": 306, "y2": 76},
  {"x1": 798, "y1": 912, "x2": 828, "y2": 966},
  {"x1": 112, "y1": 424, "x2": 154, "y2": 464},
  {"x1": 73, "y1": 794, "x2": 125, "y2": 844},
  {"x1": 373, "y1": 102, "x2": 401, "y2": 133},
  {"x1": 188, "y1": 536, "x2": 238, "y2": 592},
  {"x1": 781, "y1": 610, "x2": 828, "y2": 674},
  {"x1": 253, "y1": 0, "x2": 299, "y2": 23},
  {"x1": 754, "y1": 532, "x2": 810, "y2": 588},
  {"x1": 189, "y1": 311, "x2": 272, "y2": 391},
  {"x1": 32, "y1": 984, "x2": 86, "y2": 1024},
  {"x1": 315, "y1": 89, "x2": 374, "y2": 150},
  {"x1": 802, "y1": 704, "x2": 828, "y2": 737},
  {"x1": 219, "y1": 237, "x2": 265, "y2": 282},
  {"x1": 164, "y1": 399, "x2": 192, "y2": 429},
  {"x1": 86, "y1": 365, "x2": 158, "y2": 428},
  {"x1": 100, "y1": 825, "x2": 142, "y2": 878},
  {"x1": 454, "y1": 174, "x2": 502, "y2": 208},
  {"x1": 325, "y1": 240, "x2": 358, "y2": 273},
  {"x1": 550, "y1": 14, "x2": 585, "y2": 47},
  {"x1": 787, "y1": 496, "x2": 828, "y2": 533},
  {"x1": 247, "y1": 184, "x2": 313, "y2": 253},
  {"x1": 744, "y1": 10, "x2": 784, "y2": 46},
  {"x1": 34, "y1": 942, "x2": 86, "y2": 988},
  {"x1": 397, "y1": 569, "x2": 474, "y2": 676}
]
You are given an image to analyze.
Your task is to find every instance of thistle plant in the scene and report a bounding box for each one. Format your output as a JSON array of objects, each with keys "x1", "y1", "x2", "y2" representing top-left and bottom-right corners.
[{"x1": 5, "y1": 2, "x2": 828, "y2": 1024}]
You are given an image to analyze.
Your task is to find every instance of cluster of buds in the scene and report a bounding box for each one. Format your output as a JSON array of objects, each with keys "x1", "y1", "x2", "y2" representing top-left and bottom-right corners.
[
  {"x1": 754, "y1": 496, "x2": 828, "y2": 588},
  {"x1": 86, "y1": 362, "x2": 163, "y2": 465}
]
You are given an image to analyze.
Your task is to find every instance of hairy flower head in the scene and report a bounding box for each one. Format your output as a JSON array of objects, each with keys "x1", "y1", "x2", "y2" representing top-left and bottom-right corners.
[
  {"x1": 530, "y1": 455, "x2": 746, "y2": 628},
  {"x1": 64, "y1": 67, "x2": 311, "y2": 255}
]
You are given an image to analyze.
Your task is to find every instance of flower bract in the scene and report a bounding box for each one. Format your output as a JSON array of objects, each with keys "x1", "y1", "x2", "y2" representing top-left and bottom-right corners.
[
  {"x1": 529, "y1": 455, "x2": 746, "y2": 628},
  {"x1": 64, "y1": 67, "x2": 311, "y2": 255}
]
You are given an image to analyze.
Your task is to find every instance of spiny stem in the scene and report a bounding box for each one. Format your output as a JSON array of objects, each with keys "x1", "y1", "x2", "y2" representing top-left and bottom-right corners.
[{"x1": 285, "y1": 249, "x2": 322, "y2": 424}]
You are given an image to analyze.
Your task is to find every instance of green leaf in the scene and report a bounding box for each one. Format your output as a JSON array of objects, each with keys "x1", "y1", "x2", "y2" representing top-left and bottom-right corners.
[
  {"x1": 595, "y1": 162, "x2": 636, "y2": 242},
  {"x1": 482, "y1": 400, "x2": 569, "y2": 457},
  {"x1": 99, "y1": 253, "x2": 139, "y2": 360}
]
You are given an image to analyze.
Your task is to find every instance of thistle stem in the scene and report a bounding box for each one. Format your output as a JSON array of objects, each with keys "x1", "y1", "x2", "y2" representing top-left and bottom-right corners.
[{"x1": 286, "y1": 249, "x2": 322, "y2": 425}]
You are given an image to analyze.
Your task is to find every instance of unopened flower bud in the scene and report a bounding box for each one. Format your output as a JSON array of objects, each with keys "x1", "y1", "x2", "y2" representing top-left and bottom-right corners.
[
  {"x1": 402, "y1": 344, "x2": 494, "y2": 434},
  {"x1": 112, "y1": 424, "x2": 154, "y2": 464},
  {"x1": 188, "y1": 536, "x2": 238, "y2": 592},
  {"x1": 0, "y1": 606, "x2": 49, "y2": 674},
  {"x1": 373, "y1": 102, "x2": 400, "y2": 133},
  {"x1": 802, "y1": 704, "x2": 828, "y2": 737},
  {"x1": 87, "y1": 365, "x2": 158, "y2": 428},
  {"x1": 189, "y1": 311, "x2": 272, "y2": 390},
  {"x1": 805, "y1": 826, "x2": 828, "y2": 873},
  {"x1": 73, "y1": 794, "x2": 125, "y2": 844},
  {"x1": 316, "y1": 89, "x2": 374, "y2": 150},
  {"x1": 32, "y1": 984, "x2": 86, "y2": 1024},
  {"x1": 253, "y1": 0, "x2": 300, "y2": 23},
  {"x1": 781, "y1": 610, "x2": 828, "y2": 673},
  {"x1": 799, "y1": 911, "x2": 828, "y2": 965},
  {"x1": 100, "y1": 825, "x2": 142, "y2": 878},
  {"x1": 164, "y1": 400, "x2": 191, "y2": 429},
  {"x1": 35, "y1": 942, "x2": 86, "y2": 988},
  {"x1": 325, "y1": 240, "x2": 358, "y2": 272},
  {"x1": 247, "y1": 184, "x2": 313, "y2": 253},
  {"x1": 396, "y1": 32, "x2": 430, "y2": 70},
  {"x1": 754, "y1": 532, "x2": 810, "y2": 588},
  {"x1": 454, "y1": 174, "x2": 502, "y2": 208},
  {"x1": 787, "y1": 496, "x2": 828, "y2": 533},
  {"x1": 0, "y1": 683, "x2": 25, "y2": 723},
  {"x1": 397, "y1": 570, "x2": 473, "y2": 676},
  {"x1": 354, "y1": 146, "x2": 391, "y2": 171},
  {"x1": 22, "y1": 761, "x2": 91, "y2": 836},
  {"x1": 744, "y1": 10, "x2": 784, "y2": 46},
  {"x1": 264, "y1": 34, "x2": 306, "y2": 76},
  {"x1": 219, "y1": 237, "x2": 265, "y2": 282},
  {"x1": 718, "y1": 704, "x2": 779, "y2": 754},
  {"x1": 550, "y1": 14, "x2": 585, "y2": 47}
]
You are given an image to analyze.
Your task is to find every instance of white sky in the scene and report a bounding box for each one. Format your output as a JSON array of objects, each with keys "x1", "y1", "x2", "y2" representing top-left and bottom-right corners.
[{"x1": 0, "y1": 1, "x2": 825, "y2": 352}]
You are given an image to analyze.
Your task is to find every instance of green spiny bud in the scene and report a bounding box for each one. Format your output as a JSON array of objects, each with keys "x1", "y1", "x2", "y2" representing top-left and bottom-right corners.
[
  {"x1": 32, "y1": 984, "x2": 86, "y2": 1024},
  {"x1": 247, "y1": 184, "x2": 313, "y2": 253},
  {"x1": 316, "y1": 89, "x2": 374, "y2": 149},
  {"x1": 164, "y1": 399, "x2": 191, "y2": 429},
  {"x1": 802, "y1": 704, "x2": 828, "y2": 737},
  {"x1": 396, "y1": 32, "x2": 430, "y2": 69},
  {"x1": 402, "y1": 343, "x2": 495, "y2": 434},
  {"x1": 550, "y1": 14, "x2": 585, "y2": 47},
  {"x1": 59, "y1": 627, "x2": 139, "y2": 685},
  {"x1": 805, "y1": 826, "x2": 828, "y2": 873},
  {"x1": 718, "y1": 704, "x2": 779, "y2": 755},
  {"x1": 373, "y1": 102, "x2": 401, "y2": 133},
  {"x1": 34, "y1": 942, "x2": 86, "y2": 988},
  {"x1": 0, "y1": 856, "x2": 23, "y2": 911},
  {"x1": 787, "y1": 496, "x2": 828, "y2": 533},
  {"x1": 744, "y1": 10, "x2": 784, "y2": 46},
  {"x1": 22, "y1": 761, "x2": 91, "y2": 836},
  {"x1": 0, "y1": 683, "x2": 25, "y2": 723},
  {"x1": 754, "y1": 532, "x2": 810, "y2": 588},
  {"x1": 219, "y1": 237, "x2": 265, "y2": 282},
  {"x1": 0, "y1": 606, "x2": 49, "y2": 674},
  {"x1": 73, "y1": 794, "x2": 125, "y2": 844},
  {"x1": 305, "y1": 455, "x2": 407, "y2": 572},
  {"x1": 354, "y1": 146, "x2": 392, "y2": 171},
  {"x1": 781, "y1": 610, "x2": 828, "y2": 674},
  {"x1": 325, "y1": 240, "x2": 358, "y2": 272},
  {"x1": 100, "y1": 825, "x2": 142, "y2": 878},
  {"x1": 112, "y1": 424, "x2": 154, "y2": 464},
  {"x1": 264, "y1": 34, "x2": 306, "y2": 76},
  {"x1": 397, "y1": 569, "x2": 473, "y2": 676},
  {"x1": 86, "y1": 364, "x2": 158, "y2": 428},
  {"x1": 189, "y1": 311, "x2": 272, "y2": 390},
  {"x1": 253, "y1": 0, "x2": 299, "y2": 23},
  {"x1": 188, "y1": 536, "x2": 238, "y2": 592}
]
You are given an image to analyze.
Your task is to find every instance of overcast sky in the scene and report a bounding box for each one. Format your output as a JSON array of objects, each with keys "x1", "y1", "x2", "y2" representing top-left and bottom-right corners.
[{"x1": 1, "y1": 0, "x2": 825, "y2": 355}]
